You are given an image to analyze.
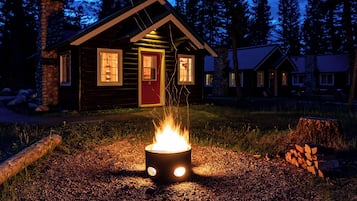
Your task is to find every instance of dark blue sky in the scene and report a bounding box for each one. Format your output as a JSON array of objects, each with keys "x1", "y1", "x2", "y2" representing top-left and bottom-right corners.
[{"x1": 168, "y1": 0, "x2": 308, "y2": 22}]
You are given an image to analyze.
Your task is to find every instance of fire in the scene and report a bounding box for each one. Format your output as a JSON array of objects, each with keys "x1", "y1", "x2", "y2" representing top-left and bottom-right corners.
[{"x1": 151, "y1": 114, "x2": 190, "y2": 152}]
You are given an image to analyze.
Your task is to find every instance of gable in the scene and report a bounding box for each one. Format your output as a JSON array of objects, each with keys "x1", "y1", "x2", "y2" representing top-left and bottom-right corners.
[{"x1": 67, "y1": 0, "x2": 216, "y2": 57}]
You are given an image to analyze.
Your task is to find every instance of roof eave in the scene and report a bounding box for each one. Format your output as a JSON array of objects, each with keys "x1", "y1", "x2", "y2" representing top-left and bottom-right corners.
[
  {"x1": 130, "y1": 14, "x2": 217, "y2": 57},
  {"x1": 69, "y1": 0, "x2": 161, "y2": 46}
]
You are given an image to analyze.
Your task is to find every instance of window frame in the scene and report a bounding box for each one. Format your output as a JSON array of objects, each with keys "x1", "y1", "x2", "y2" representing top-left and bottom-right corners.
[
  {"x1": 257, "y1": 71, "x2": 264, "y2": 87},
  {"x1": 205, "y1": 73, "x2": 213, "y2": 87},
  {"x1": 60, "y1": 51, "x2": 71, "y2": 86},
  {"x1": 142, "y1": 54, "x2": 158, "y2": 81},
  {"x1": 229, "y1": 72, "x2": 243, "y2": 87},
  {"x1": 178, "y1": 54, "x2": 195, "y2": 85},
  {"x1": 319, "y1": 73, "x2": 334, "y2": 86},
  {"x1": 292, "y1": 74, "x2": 305, "y2": 87},
  {"x1": 97, "y1": 48, "x2": 123, "y2": 86},
  {"x1": 281, "y1": 71, "x2": 288, "y2": 86}
]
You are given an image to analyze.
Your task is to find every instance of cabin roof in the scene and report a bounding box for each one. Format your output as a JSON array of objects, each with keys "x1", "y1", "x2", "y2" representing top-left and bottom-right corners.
[
  {"x1": 205, "y1": 44, "x2": 294, "y2": 71},
  {"x1": 54, "y1": 0, "x2": 216, "y2": 56},
  {"x1": 291, "y1": 54, "x2": 350, "y2": 73}
]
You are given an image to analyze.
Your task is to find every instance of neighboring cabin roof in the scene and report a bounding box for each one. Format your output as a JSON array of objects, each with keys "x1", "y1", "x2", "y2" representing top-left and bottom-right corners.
[
  {"x1": 291, "y1": 54, "x2": 350, "y2": 73},
  {"x1": 54, "y1": 0, "x2": 216, "y2": 56},
  {"x1": 205, "y1": 44, "x2": 292, "y2": 71}
]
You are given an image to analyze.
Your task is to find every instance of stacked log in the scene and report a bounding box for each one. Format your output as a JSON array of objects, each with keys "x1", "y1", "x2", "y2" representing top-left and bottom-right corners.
[{"x1": 285, "y1": 143, "x2": 339, "y2": 177}]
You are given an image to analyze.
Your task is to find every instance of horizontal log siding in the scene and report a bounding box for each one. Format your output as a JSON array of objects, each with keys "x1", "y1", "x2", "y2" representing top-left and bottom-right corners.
[{"x1": 77, "y1": 26, "x2": 204, "y2": 110}]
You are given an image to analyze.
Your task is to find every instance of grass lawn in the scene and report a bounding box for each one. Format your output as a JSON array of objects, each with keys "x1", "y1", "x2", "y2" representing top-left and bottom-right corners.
[{"x1": 1, "y1": 103, "x2": 357, "y2": 199}]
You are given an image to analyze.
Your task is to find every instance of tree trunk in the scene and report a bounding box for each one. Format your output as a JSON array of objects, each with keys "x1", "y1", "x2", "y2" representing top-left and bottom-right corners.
[
  {"x1": 290, "y1": 117, "x2": 344, "y2": 150},
  {"x1": 348, "y1": 49, "x2": 357, "y2": 112},
  {"x1": 231, "y1": 34, "x2": 242, "y2": 99},
  {"x1": 0, "y1": 134, "x2": 62, "y2": 185}
]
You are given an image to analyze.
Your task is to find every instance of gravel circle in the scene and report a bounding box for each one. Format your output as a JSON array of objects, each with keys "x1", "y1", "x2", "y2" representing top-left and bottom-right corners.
[{"x1": 14, "y1": 139, "x2": 325, "y2": 200}]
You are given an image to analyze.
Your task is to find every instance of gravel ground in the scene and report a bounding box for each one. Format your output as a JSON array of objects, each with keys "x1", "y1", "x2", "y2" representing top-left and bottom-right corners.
[{"x1": 12, "y1": 139, "x2": 356, "y2": 201}]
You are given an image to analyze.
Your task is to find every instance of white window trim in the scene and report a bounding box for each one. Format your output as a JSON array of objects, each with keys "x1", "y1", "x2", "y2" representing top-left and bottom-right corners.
[
  {"x1": 60, "y1": 51, "x2": 71, "y2": 86},
  {"x1": 257, "y1": 71, "x2": 264, "y2": 87},
  {"x1": 178, "y1": 54, "x2": 195, "y2": 85},
  {"x1": 319, "y1": 73, "x2": 334, "y2": 86},
  {"x1": 97, "y1": 48, "x2": 123, "y2": 86}
]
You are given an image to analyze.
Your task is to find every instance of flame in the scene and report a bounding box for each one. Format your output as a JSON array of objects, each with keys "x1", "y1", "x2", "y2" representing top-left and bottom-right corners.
[{"x1": 151, "y1": 114, "x2": 190, "y2": 152}]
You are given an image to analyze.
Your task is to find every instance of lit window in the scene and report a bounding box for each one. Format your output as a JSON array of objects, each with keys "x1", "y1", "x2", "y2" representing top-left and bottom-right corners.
[
  {"x1": 292, "y1": 74, "x2": 304, "y2": 86},
  {"x1": 97, "y1": 48, "x2": 123, "y2": 86},
  {"x1": 205, "y1": 73, "x2": 213, "y2": 86},
  {"x1": 281, "y1": 72, "x2": 288, "y2": 86},
  {"x1": 142, "y1": 55, "x2": 157, "y2": 81},
  {"x1": 178, "y1": 54, "x2": 195, "y2": 85},
  {"x1": 257, "y1": 71, "x2": 264, "y2": 87},
  {"x1": 320, "y1": 73, "x2": 334, "y2": 86},
  {"x1": 229, "y1": 72, "x2": 243, "y2": 87},
  {"x1": 60, "y1": 51, "x2": 71, "y2": 86}
]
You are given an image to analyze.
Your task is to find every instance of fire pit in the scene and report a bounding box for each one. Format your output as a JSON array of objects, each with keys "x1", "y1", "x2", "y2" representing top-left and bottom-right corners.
[
  {"x1": 145, "y1": 114, "x2": 191, "y2": 183},
  {"x1": 145, "y1": 145, "x2": 191, "y2": 183}
]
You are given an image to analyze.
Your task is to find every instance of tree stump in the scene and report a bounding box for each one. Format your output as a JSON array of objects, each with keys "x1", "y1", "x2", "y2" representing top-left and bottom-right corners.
[{"x1": 291, "y1": 117, "x2": 344, "y2": 150}]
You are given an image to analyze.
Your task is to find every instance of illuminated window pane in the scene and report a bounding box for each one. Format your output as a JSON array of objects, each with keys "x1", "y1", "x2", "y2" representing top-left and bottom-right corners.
[
  {"x1": 205, "y1": 73, "x2": 213, "y2": 86},
  {"x1": 97, "y1": 48, "x2": 123, "y2": 86},
  {"x1": 282, "y1": 72, "x2": 287, "y2": 86},
  {"x1": 60, "y1": 51, "x2": 71, "y2": 86},
  {"x1": 178, "y1": 54, "x2": 195, "y2": 85},
  {"x1": 257, "y1": 71, "x2": 264, "y2": 87},
  {"x1": 229, "y1": 72, "x2": 243, "y2": 87},
  {"x1": 143, "y1": 55, "x2": 157, "y2": 81}
]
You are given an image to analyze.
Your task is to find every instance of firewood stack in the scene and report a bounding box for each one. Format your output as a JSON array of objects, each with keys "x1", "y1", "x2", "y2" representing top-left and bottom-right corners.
[{"x1": 285, "y1": 143, "x2": 339, "y2": 177}]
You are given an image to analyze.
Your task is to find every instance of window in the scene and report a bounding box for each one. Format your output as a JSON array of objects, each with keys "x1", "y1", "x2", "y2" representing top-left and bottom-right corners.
[
  {"x1": 320, "y1": 73, "x2": 334, "y2": 86},
  {"x1": 205, "y1": 73, "x2": 213, "y2": 87},
  {"x1": 292, "y1": 74, "x2": 305, "y2": 86},
  {"x1": 229, "y1": 72, "x2": 243, "y2": 87},
  {"x1": 142, "y1": 55, "x2": 157, "y2": 81},
  {"x1": 281, "y1": 72, "x2": 288, "y2": 86},
  {"x1": 346, "y1": 72, "x2": 351, "y2": 85},
  {"x1": 178, "y1": 54, "x2": 195, "y2": 85},
  {"x1": 97, "y1": 48, "x2": 123, "y2": 86},
  {"x1": 257, "y1": 71, "x2": 264, "y2": 87},
  {"x1": 60, "y1": 51, "x2": 71, "y2": 86}
]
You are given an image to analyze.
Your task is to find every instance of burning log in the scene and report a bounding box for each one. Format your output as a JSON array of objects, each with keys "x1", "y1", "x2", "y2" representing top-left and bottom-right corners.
[
  {"x1": 0, "y1": 134, "x2": 62, "y2": 185},
  {"x1": 285, "y1": 143, "x2": 339, "y2": 178}
]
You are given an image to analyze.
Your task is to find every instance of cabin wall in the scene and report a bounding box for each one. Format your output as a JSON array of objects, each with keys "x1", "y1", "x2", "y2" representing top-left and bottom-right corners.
[{"x1": 73, "y1": 27, "x2": 204, "y2": 110}]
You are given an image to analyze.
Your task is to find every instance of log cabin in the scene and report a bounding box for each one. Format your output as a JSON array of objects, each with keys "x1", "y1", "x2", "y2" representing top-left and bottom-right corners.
[
  {"x1": 37, "y1": 0, "x2": 217, "y2": 111},
  {"x1": 204, "y1": 45, "x2": 296, "y2": 97}
]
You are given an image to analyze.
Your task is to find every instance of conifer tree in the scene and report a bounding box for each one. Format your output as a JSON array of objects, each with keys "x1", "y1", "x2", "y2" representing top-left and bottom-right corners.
[
  {"x1": 250, "y1": 0, "x2": 273, "y2": 45},
  {"x1": 277, "y1": 0, "x2": 301, "y2": 55}
]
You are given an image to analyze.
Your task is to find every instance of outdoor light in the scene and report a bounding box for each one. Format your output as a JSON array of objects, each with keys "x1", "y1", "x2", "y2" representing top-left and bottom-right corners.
[
  {"x1": 173, "y1": 166, "x2": 186, "y2": 177},
  {"x1": 147, "y1": 167, "x2": 157, "y2": 176}
]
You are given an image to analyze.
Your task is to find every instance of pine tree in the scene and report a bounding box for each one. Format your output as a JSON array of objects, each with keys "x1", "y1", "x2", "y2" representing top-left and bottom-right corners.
[
  {"x1": 250, "y1": 0, "x2": 273, "y2": 45},
  {"x1": 277, "y1": 0, "x2": 301, "y2": 55},
  {"x1": 0, "y1": 0, "x2": 38, "y2": 89},
  {"x1": 98, "y1": 0, "x2": 131, "y2": 20},
  {"x1": 302, "y1": 0, "x2": 325, "y2": 54}
]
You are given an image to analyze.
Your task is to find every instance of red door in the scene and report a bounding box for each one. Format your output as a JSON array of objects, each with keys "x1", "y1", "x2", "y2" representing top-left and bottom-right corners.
[{"x1": 140, "y1": 51, "x2": 162, "y2": 106}]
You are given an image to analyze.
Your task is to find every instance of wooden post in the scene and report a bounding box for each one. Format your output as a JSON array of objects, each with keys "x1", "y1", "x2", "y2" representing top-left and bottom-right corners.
[{"x1": 0, "y1": 134, "x2": 62, "y2": 185}]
